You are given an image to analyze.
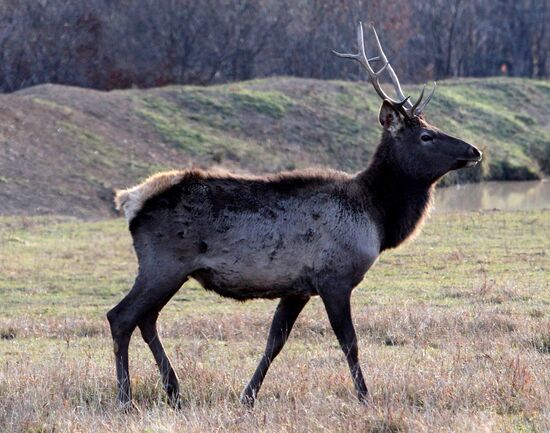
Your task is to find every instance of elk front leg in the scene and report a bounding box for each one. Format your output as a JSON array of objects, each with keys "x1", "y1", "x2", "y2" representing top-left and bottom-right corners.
[
  {"x1": 320, "y1": 289, "x2": 368, "y2": 403},
  {"x1": 241, "y1": 295, "x2": 309, "y2": 407}
]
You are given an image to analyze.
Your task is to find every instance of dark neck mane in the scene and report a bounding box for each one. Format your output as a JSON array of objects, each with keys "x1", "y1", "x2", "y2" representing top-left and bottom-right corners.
[{"x1": 358, "y1": 138, "x2": 434, "y2": 251}]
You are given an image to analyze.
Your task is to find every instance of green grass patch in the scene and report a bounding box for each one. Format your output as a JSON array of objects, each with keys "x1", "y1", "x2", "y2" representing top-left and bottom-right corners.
[
  {"x1": 57, "y1": 121, "x2": 124, "y2": 170},
  {"x1": 135, "y1": 93, "x2": 288, "y2": 165},
  {"x1": 135, "y1": 95, "x2": 210, "y2": 154},
  {"x1": 31, "y1": 97, "x2": 73, "y2": 114},
  {"x1": 228, "y1": 88, "x2": 293, "y2": 118}
]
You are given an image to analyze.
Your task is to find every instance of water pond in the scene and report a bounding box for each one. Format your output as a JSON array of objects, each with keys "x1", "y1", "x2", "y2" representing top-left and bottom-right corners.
[{"x1": 434, "y1": 180, "x2": 550, "y2": 212}]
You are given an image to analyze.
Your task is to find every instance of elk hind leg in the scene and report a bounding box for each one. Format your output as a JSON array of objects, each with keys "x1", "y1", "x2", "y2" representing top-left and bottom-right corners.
[
  {"x1": 107, "y1": 267, "x2": 186, "y2": 408},
  {"x1": 138, "y1": 309, "x2": 182, "y2": 408}
]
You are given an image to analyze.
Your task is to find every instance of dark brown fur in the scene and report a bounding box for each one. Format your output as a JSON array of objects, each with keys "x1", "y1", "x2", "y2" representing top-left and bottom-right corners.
[{"x1": 130, "y1": 168, "x2": 354, "y2": 234}]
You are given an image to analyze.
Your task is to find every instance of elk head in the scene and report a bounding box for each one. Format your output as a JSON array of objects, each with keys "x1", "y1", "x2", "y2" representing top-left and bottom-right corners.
[{"x1": 333, "y1": 23, "x2": 482, "y2": 183}]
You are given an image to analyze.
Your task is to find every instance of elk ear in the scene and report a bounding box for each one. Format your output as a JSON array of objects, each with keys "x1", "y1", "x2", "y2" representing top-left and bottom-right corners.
[{"x1": 378, "y1": 100, "x2": 403, "y2": 133}]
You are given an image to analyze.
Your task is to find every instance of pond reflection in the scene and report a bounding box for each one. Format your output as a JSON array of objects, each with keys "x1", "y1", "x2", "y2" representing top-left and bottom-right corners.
[{"x1": 434, "y1": 180, "x2": 550, "y2": 212}]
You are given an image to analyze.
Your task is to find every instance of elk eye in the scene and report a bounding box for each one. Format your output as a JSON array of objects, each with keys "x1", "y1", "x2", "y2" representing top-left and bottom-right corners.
[{"x1": 421, "y1": 134, "x2": 433, "y2": 142}]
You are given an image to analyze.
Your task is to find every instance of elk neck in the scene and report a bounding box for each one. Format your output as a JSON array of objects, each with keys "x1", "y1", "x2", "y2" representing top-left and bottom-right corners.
[{"x1": 356, "y1": 135, "x2": 435, "y2": 252}]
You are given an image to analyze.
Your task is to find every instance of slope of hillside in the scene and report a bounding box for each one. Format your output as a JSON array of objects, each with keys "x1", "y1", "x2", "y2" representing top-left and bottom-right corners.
[{"x1": 0, "y1": 77, "x2": 548, "y2": 218}]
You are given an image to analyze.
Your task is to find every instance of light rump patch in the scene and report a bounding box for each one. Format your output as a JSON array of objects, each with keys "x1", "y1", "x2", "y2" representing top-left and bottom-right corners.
[{"x1": 114, "y1": 170, "x2": 185, "y2": 222}]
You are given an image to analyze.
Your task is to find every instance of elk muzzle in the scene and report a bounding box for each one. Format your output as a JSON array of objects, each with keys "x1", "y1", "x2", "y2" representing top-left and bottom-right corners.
[{"x1": 457, "y1": 145, "x2": 482, "y2": 168}]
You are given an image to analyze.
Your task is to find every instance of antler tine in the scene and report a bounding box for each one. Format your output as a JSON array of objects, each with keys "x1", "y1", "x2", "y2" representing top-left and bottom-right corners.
[
  {"x1": 331, "y1": 50, "x2": 379, "y2": 64},
  {"x1": 414, "y1": 82, "x2": 437, "y2": 115},
  {"x1": 369, "y1": 24, "x2": 412, "y2": 109},
  {"x1": 410, "y1": 84, "x2": 426, "y2": 116},
  {"x1": 392, "y1": 96, "x2": 412, "y2": 118},
  {"x1": 331, "y1": 27, "x2": 380, "y2": 69},
  {"x1": 332, "y1": 22, "x2": 403, "y2": 105}
]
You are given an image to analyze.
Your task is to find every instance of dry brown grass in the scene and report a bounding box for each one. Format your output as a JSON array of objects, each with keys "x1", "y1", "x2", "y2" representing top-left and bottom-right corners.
[{"x1": 2, "y1": 307, "x2": 550, "y2": 432}]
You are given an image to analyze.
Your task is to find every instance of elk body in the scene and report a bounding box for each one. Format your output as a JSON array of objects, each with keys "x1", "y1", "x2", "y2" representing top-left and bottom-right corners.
[{"x1": 108, "y1": 23, "x2": 482, "y2": 408}]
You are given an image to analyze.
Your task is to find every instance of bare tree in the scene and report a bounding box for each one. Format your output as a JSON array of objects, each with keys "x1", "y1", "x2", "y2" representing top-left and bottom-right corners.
[{"x1": 0, "y1": 0, "x2": 547, "y2": 92}]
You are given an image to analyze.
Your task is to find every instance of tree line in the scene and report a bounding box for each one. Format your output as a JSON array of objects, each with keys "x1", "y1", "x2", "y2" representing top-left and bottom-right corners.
[{"x1": 0, "y1": 0, "x2": 547, "y2": 93}]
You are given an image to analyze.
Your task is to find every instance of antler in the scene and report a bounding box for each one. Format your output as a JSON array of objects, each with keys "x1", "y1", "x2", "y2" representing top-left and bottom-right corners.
[{"x1": 332, "y1": 22, "x2": 436, "y2": 117}]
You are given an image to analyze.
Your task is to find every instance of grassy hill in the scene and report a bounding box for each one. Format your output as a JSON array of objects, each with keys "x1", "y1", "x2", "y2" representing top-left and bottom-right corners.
[{"x1": 0, "y1": 77, "x2": 548, "y2": 218}]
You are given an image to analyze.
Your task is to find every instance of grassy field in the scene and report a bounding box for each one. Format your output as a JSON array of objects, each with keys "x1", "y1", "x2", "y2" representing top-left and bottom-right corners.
[
  {"x1": 1, "y1": 77, "x2": 549, "y2": 217},
  {"x1": 0, "y1": 210, "x2": 549, "y2": 432}
]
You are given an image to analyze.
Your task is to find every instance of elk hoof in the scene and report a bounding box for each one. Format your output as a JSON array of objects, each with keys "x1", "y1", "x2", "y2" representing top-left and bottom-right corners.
[
  {"x1": 118, "y1": 399, "x2": 140, "y2": 414},
  {"x1": 168, "y1": 395, "x2": 182, "y2": 410},
  {"x1": 358, "y1": 392, "x2": 370, "y2": 406},
  {"x1": 239, "y1": 391, "x2": 256, "y2": 409}
]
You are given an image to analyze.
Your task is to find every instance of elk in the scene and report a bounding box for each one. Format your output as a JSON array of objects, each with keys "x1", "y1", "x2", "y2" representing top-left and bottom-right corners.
[{"x1": 108, "y1": 22, "x2": 482, "y2": 409}]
